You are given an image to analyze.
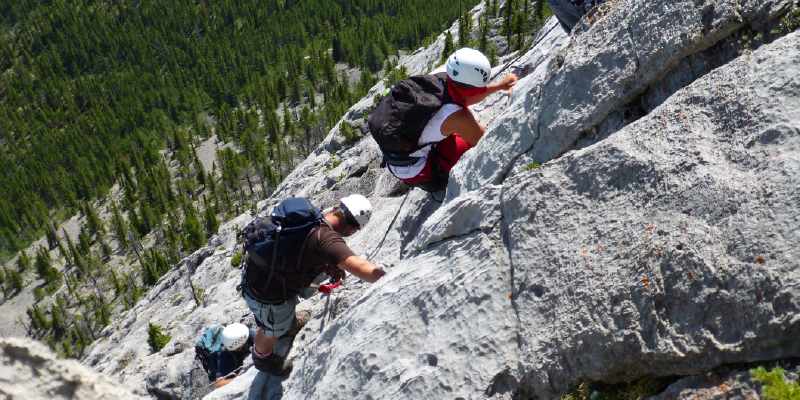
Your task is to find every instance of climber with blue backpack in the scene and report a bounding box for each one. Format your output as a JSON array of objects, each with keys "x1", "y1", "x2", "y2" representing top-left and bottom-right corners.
[
  {"x1": 369, "y1": 48, "x2": 518, "y2": 194},
  {"x1": 194, "y1": 323, "x2": 254, "y2": 389},
  {"x1": 237, "y1": 195, "x2": 385, "y2": 376}
]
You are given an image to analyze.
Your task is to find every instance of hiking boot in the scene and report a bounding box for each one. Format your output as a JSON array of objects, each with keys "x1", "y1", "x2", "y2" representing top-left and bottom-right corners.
[
  {"x1": 251, "y1": 348, "x2": 292, "y2": 376},
  {"x1": 280, "y1": 310, "x2": 311, "y2": 338}
]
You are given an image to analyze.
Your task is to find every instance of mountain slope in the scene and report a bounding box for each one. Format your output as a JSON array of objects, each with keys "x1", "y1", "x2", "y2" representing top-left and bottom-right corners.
[{"x1": 76, "y1": 0, "x2": 800, "y2": 399}]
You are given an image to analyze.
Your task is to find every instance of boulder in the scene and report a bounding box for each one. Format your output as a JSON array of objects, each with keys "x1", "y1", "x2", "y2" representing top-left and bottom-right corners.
[{"x1": 0, "y1": 337, "x2": 144, "y2": 399}]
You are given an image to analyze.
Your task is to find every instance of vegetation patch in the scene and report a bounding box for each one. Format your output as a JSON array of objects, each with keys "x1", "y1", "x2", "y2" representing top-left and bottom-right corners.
[
  {"x1": 561, "y1": 377, "x2": 666, "y2": 400},
  {"x1": 751, "y1": 366, "x2": 800, "y2": 400},
  {"x1": 524, "y1": 162, "x2": 541, "y2": 171},
  {"x1": 147, "y1": 322, "x2": 171, "y2": 353}
]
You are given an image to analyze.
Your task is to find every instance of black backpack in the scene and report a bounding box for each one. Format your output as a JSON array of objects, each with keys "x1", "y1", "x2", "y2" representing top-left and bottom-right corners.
[
  {"x1": 369, "y1": 72, "x2": 454, "y2": 167},
  {"x1": 237, "y1": 197, "x2": 324, "y2": 300}
]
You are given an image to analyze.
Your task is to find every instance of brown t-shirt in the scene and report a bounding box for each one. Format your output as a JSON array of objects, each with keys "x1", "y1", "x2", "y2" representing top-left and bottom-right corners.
[{"x1": 247, "y1": 223, "x2": 355, "y2": 301}]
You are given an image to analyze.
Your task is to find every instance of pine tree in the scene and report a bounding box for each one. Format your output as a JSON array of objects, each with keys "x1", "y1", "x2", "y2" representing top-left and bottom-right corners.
[
  {"x1": 86, "y1": 202, "x2": 105, "y2": 235},
  {"x1": 16, "y1": 252, "x2": 31, "y2": 272},
  {"x1": 503, "y1": 0, "x2": 516, "y2": 48},
  {"x1": 64, "y1": 230, "x2": 85, "y2": 272},
  {"x1": 110, "y1": 202, "x2": 129, "y2": 250},
  {"x1": 442, "y1": 31, "x2": 456, "y2": 63},
  {"x1": 78, "y1": 226, "x2": 91, "y2": 256},
  {"x1": 34, "y1": 246, "x2": 61, "y2": 285},
  {"x1": 202, "y1": 195, "x2": 219, "y2": 238},
  {"x1": 479, "y1": 8, "x2": 492, "y2": 53},
  {"x1": 458, "y1": 11, "x2": 471, "y2": 48},
  {"x1": 183, "y1": 204, "x2": 205, "y2": 252}
]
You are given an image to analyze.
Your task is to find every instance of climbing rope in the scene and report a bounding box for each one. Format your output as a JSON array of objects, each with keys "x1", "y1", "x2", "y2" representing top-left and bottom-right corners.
[
  {"x1": 491, "y1": 21, "x2": 560, "y2": 81},
  {"x1": 366, "y1": 191, "x2": 411, "y2": 262},
  {"x1": 199, "y1": 365, "x2": 245, "y2": 390}
]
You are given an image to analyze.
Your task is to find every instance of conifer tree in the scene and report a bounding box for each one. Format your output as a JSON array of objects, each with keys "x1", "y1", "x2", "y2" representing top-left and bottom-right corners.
[
  {"x1": 459, "y1": 11, "x2": 472, "y2": 48},
  {"x1": 86, "y1": 202, "x2": 105, "y2": 235},
  {"x1": 503, "y1": 0, "x2": 517, "y2": 48},
  {"x1": 182, "y1": 204, "x2": 205, "y2": 252},
  {"x1": 64, "y1": 230, "x2": 85, "y2": 272},
  {"x1": 442, "y1": 31, "x2": 456, "y2": 62},
  {"x1": 110, "y1": 202, "x2": 129, "y2": 250},
  {"x1": 16, "y1": 252, "x2": 31, "y2": 272},
  {"x1": 78, "y1": 226, "x2": 91, "y2": 256},
  {"x1": 202, "y1": 195, "x2": 219, "y2": 238},
  {"x1": 34, "y1": 246, "x2": 61, "y2": 285}
]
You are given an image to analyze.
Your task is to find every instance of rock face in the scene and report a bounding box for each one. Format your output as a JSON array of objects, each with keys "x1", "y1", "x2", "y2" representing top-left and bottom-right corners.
[
  {"x1": 0, "y1": 338, "x2": 144, "y2": 399},
  {"x1": 76, "y1": 0, "x2": 800, "y2": 399},
  {"x1": 282, "y1": 3, "x2": 800, "y2": 400}
]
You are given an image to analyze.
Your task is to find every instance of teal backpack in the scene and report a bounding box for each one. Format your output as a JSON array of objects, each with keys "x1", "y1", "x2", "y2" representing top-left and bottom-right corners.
[{"x1": 195, "y1": 326, "x2": 224, "y2": 382}]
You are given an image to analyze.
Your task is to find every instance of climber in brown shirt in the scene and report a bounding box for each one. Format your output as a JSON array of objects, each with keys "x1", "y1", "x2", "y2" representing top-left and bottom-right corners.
[{"x1": 241, "y1": 194, "x2": 385, "y2": 376}]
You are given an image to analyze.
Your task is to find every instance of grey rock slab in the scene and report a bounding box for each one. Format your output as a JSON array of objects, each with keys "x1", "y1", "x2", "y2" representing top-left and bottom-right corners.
[
  {"x1": 204, "y1": 366, "x2": 287, "y2": 400},
  {"x1": 282, "y1": 229, "x2": 517, "y2": 400},
  {"x1": 504, "y1": 30, "x2": 800, "y2": 397},
  {"x1": 446, "y1": 18, "x2": 568, "y2": 201},
  {"x1": 0, "y1": 337, "x2": 145, "y2": 400},
  {"x1": 449, "y1": 0, "x2": 793, "y2": 202},
  {"x1": 411, "y1": 184, "x2": 503, "y2": 251},
  {"x1": 534, "y1": 0, "x2": 793, "y2": 162}
]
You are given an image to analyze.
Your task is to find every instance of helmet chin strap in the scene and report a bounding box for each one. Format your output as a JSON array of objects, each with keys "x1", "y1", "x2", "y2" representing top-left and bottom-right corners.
[{"x1": 338, "y1": 203, "x2": 350, "y2": 236}]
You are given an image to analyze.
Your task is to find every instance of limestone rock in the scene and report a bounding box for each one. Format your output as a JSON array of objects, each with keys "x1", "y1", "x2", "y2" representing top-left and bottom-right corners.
[
  {"x1": 77, "y1": 1, "x2": 800, "y2": 399},
  {"x1": 281, "y1": 27, "x2": 800, "y2": 400},
  {"x1": 0, "y1": 338, "x2": 144, "y2": 400}
]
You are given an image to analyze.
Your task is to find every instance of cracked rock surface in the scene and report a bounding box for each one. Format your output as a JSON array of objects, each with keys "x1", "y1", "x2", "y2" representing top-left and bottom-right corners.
[{"x1": 64, "y1": 1, "x2": 800, "y2": 399}]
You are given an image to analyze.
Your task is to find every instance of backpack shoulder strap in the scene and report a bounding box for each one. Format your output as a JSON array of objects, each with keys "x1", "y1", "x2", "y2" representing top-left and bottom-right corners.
[
  {"x1": 211, "y1": 326, "x2": 222, "y2": 345},
  {"x1": 294, "y1": 223, "x2": 321, "y2": 272}
]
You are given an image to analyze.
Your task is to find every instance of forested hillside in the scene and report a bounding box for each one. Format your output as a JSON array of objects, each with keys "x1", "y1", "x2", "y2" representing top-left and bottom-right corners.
[
  {"x1": 0, "y1": 0, "x2": 484, "y2": 258},
  {"x1": 0, "y1": 0, "x2": 551, "y2": 358}
]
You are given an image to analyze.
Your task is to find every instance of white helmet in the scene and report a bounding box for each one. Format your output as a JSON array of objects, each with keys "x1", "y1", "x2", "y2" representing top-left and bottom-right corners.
[
  {"x1": 445, "y1": 48, "x2": 491, "y2": 87},
  {"x1": 221, "y1": 323, "x2": 249, "y2": 351},
  {"x1": 339, "y1": 194, "x2": 372, "y2": 228}
]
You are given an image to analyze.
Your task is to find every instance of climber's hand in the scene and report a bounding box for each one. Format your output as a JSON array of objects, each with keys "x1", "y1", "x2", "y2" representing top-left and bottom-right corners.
[
  {"x1": 499, "y1": 73, "x2": 518, "y2": 91},
  {"x1": 324, "y1": 264, "x2": 347, "y2": 282}
]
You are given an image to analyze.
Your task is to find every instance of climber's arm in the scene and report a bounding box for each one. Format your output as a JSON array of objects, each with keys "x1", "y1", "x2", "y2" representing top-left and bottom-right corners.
[
  {"x1": 463, "y1": 73, "x2": 519, "y2": 105},
  {"x1": 440, "y1": 109, "x2": 485, "y2": 146},
  {"x1": 338, "y1": 256, "x2": 386, "y2": 283}
]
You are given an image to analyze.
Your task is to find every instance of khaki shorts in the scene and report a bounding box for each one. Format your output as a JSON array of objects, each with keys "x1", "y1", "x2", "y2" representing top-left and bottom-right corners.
[{"x1": 243, "y1": 292, "x2": 298, "y2": 337}]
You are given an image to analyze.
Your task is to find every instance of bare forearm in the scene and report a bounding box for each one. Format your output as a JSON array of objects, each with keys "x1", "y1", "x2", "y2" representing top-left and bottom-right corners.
[
  {"x1": 339, "y1": 256, "x2": 386, "y2": 283},
  {"x1": 465, "y1": 88, "x2": 498, "y2": 105}
]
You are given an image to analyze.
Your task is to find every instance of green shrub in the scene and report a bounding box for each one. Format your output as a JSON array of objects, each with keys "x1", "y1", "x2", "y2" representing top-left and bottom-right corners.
[
  {"x1": 147, "y1": 322, "x2": 171, "y2": 353},
  {"x1": 231, "y1": 253, "x2": 243, "y2": 267},
  {"x1": 340, "y1": 122, "x2": 361, "y2": 145},
  {"x1": 751, "y1": 366, "x2": 800, "y2": 400},
  {"x1": 16, "y1": 252, "x2": 31, "y2": 272},
  {"x1": 33, "y1": 287, "x2": 46, "y2": 302},
  {"x1": 524, "y1": 162, "x2": 541, "y2": 171},
  {"x1": 6, "y1": 269, "x2": 24, "y2": 292}
]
